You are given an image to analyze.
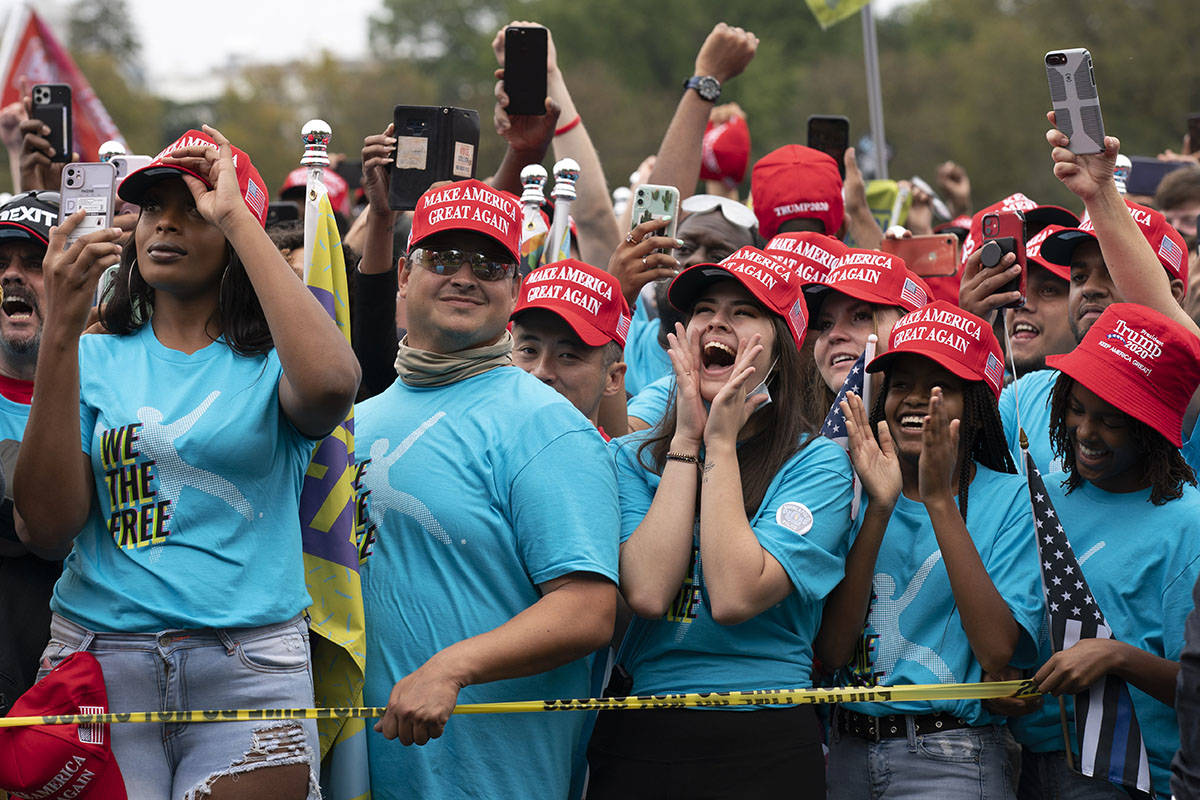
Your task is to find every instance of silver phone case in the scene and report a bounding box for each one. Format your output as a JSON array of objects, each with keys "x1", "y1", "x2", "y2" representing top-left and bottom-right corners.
[
  {"x1": 1046, "y1": 48, "x2": 1105, "y2": 155},
  {"x1": 60, "y1": 162, "x2": 117, "y2": 247}
]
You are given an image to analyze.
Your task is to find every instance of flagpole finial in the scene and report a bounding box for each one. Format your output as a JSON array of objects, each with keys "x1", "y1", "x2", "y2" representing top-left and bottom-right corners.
[
  {"x1": 551, "y1": 158, "x2": 580, "y2": 202},
  {"x1": 301, "y1": 119, "x2": 332, "y2": 168},
  {"x1": 520, "y1": 164, "x2": 548, "y2": 206},
  {"x1": 1018, "y1": 428, "x2": 1029, "y2": 450},
  {"x1": 98, "y1": 140, "x2": 126, "y2": 162}
]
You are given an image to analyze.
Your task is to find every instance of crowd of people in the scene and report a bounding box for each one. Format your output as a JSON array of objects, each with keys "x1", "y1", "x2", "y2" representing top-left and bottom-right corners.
[{"x1": 1, "y1": 17, "x2": 1200, "y2": 800}]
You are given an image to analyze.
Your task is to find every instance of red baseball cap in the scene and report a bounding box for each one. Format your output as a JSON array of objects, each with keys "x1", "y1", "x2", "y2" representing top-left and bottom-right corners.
[
  {"x1": 668, "y1": 246, "x2": 807, "y2": 350},
  {"x1": 279, "y1": 167, "x2": 351, "y2": 216},
  {"x1": 763, "y1": 231, "x2": 848, "y2": 286},
  {"x1": 0, "y1": 653, "x2": 126, "y2": 799},
  {"x1": 811, "y1": 249, "x2": 931, "y2": 315},
  {"x1": 960, "y1": 193, "x2": 1079, "y2": 265},
  {"x1": 1046, "y1": 303, "x2": 1200, "y2": 446},
  {"x1": 1039, "y1": 200, "x2": 1189, "y2": 292},
  {"x1": 868, "y1": 300, "x2": 1006, "y2": 398},
  {"x1": 512, "y1": 259, "x2": 632, "y2": 348},
  {"x1": 408, "y1": 180, "x2": 521, "y2": 262},
  {"x1": 750, "y1": 145, "x2": 844, "y2": 239},
  {"x1": 118, "y1": 129, "x2": 270, "y2": 228},
  {"x1": 1025, "y1": 224, "x2": 1072, "y2": 280},
  {"x1": 700, "y1": 115, "x2": 751, "y2": 188}
]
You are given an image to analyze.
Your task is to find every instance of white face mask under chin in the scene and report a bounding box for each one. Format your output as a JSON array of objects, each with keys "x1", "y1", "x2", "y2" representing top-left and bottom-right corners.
[{"x1": 745, "y1": 358, "x2": 778, "y2": 411}]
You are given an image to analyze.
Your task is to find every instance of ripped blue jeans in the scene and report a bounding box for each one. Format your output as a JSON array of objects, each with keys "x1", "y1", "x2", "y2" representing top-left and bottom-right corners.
[
  {"x1": 827, "y1": 717, "x2": 1015, "y2": 800},
  {"x1": 37, "y1": 612, "x2": 321, "y2": 800}
]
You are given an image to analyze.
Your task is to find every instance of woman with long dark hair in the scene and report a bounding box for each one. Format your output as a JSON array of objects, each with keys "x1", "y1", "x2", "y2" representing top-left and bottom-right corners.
[
  {"x1": 817, "y1": 300, "x2": 1042, "y2": 800},
  {"x1": 14, "y1": 127, "x2": 359, "y2": 799},
  {"x1": 587, "y1": 247, "x2": 854, "y2": 798}
]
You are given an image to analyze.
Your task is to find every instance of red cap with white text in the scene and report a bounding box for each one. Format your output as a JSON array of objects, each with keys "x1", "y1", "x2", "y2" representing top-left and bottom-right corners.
[
  {"x1": 0, "y1": 653, "x2": 127, "y2": 799},
  {"x1": 118, "y1": 129, "x2": 270, "y2": 228},
  {"x1": 407, "y1": 179, "x2": 521, "y2": 262},
  {"x1": 813, "y1": 248, "x2": 931, "y2": 313},
  {"x1": 699, "y1": 115, "x2": 751, "y2": 188},
  {"x1": 512, "y1": 259, "x2": 631, "y2": 348},
  {"x1": 280, "y1": 166, "x2": 351, "y2": 216},
  {"x1": 750, "y1": 145, "x2": 844, "y2": 239},
  {"x1": 868, "y1": 300, "x2": 1006, "y2": 398},
  {"x1": 1024, "y1": 224, "x2": 1072, "y2": 280},
  {"x1": 1039, "y1": 199, "x2": 1189, "y2": 292},
  {"x1": 959, "y1": 193, "x2": 1079, "y2": 265},
  {"x1": 668, "y1": 246, "x2": 807, "y2": 350},
  {"x1": 1046, "y1": 303, "x2": 1200, "y2": 446},
  {"x1": 764, "y1": 231, "x2": 848, "y2": 286}
]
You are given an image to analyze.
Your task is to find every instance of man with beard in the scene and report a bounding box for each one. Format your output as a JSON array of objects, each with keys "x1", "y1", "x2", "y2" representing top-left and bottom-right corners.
[{"x1": 0, "y1": 190, "x2": 62, "y2": 715}]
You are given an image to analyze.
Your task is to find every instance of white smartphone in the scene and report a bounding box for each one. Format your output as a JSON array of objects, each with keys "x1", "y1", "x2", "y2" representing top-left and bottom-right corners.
[
  {"x1": 60, "y1": 161, "x2": 117, "y2": 248},
  {"x1": 110, "y1": 154, "x2": 153, "y2": 190},
  {"x1": 631, "y1": 184, "x2": 680, "y2": 242},
  {"x1": 1045, "y1": 48, "x2": 1105, "y2": 155}
]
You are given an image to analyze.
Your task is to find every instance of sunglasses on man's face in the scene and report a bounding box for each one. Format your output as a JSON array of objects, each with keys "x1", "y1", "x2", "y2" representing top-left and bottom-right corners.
[{"x1": 408, "y1": 248, "x2": 517, "y2": 282}]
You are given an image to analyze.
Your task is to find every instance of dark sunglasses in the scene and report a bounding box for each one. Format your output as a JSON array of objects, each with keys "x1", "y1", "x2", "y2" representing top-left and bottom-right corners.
[{"x1": 409, "y1": 248, "x2": 516, "y2": 282}]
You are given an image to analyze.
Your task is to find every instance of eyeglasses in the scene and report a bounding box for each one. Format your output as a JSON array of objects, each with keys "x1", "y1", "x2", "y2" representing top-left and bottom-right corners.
[
  {"x1": 408, "y1": 248, "x2": 517, "y2": 282},
  {"x1": 681, "y1": 194, "x2": 758, "y2": 230}
]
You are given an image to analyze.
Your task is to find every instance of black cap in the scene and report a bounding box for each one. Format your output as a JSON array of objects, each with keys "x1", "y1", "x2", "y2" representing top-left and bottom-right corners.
[{"x1": 0, "y1": 191, "x2": 60, "y2": 246}]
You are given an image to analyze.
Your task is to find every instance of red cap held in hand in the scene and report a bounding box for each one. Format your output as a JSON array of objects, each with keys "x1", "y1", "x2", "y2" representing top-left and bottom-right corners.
[
  {"x1": 668, "y1": 246, "x2": 807, "y2": 351},
  {"x1": 118, "y1": 129, "x2": 270, "y2": 228},
  {"x1": 408, "y1": 179, "x2": 521, "y2": 262},
  {"x1": 868, "y1": 300, "x2": 1005, "y2": 398},
  {"x1": 750, "y1": 145, "x2": 844, "y2": 239},
  {"x1": 700, "y1": 115, "x2": 751, "y2": 189},
  {"x1": 0, "y1": 653, "x2": 126, "y2": 799},
  {"x1": 513, "y1": 260, "x2": 631, "y2": 348},
  {"x1": 1047, "y1": 303, "x2": 1200, "y2": 446}
]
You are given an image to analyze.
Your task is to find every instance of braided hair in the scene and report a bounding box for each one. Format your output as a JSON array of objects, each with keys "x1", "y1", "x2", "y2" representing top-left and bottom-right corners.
[
  {"x1": 868, "y1": 371, "x2": 1015, "y2": 520},
  {"x1": 1049, "y1": 373, "x2": 1196, "y2": 505}
]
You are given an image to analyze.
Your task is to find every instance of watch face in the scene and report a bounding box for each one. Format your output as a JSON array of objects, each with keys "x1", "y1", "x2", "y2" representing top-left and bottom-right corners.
[{"x1": 697, "y1": 76, "x2": 720, "y2": 101}]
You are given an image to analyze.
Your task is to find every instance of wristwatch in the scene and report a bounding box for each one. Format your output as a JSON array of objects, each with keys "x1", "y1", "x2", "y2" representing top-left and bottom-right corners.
[{"x1": 683, "y1": 75, "x2": 721, "y2": 103}]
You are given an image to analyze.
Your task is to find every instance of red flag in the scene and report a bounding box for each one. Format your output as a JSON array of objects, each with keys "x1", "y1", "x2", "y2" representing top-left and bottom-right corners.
[{"x1": 0, "y1": 5, "x2": 124, "y2": 161}]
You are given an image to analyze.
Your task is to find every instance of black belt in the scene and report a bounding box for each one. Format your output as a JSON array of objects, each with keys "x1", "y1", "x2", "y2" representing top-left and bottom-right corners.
[{"x1": 836, "y1": 708, "x2": 972, "y2": 742}]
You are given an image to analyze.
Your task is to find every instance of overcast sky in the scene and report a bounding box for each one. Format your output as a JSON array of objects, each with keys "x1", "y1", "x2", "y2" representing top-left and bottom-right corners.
[{"x1": 4, "y1": 0, "x2": 910, "y2": 100}]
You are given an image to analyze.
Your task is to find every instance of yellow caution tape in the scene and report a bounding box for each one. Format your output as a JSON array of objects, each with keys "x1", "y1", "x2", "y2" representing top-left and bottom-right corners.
[{"x1": 0, "y1": 680, "x2": 1039, "y2": 728}]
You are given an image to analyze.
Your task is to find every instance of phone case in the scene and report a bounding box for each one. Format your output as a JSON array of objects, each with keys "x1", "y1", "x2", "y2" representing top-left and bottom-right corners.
[
  {"x1": 1045, "y1": 49, "x2": 1105, "y2": 155},
  {"x1": 110, "y1": 155, "x2": 153, "y2": 188},
  {"x1": 982, "y1": 210, "x2": 1026, "y2": 308},
  {"x1": 631, "y1": 184, "x2": 680, "y2": 243},
  {"x1": 31, "y1": 83, "x2": 72, "y2": 164},
  {"x1": 504, "y1": 27, "x2": 548, "y2": 116},
  {"x1": 880, "y1": 234, "x2": 959, "y2": 278},
  {"x1": 60, "y1": 162, "x2": 116, "y2": 248},
  {"x1": 388, "y1": 106, "x2": 481, "y2": 211}
]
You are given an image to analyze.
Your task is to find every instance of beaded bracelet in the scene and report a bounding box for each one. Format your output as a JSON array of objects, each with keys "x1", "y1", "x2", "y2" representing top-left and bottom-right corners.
[{"x1": 665, "y1": 452, "x2": 700, "y2": 465}]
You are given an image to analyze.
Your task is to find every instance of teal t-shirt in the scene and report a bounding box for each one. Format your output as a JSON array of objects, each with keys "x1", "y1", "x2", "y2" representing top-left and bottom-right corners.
[
  {"x1": 624, "y1": 298, "x2": 671, "y2": 397},
  {"x1": 627, "y1": 374, "x2": 674, "y2": 429},
  {"x1": 1008, "y1": 477, "x2": 1200, "y2": 798},
  {"x1": 612, "y1": 432, "x2": 853, "y2": 696},
  {"x1": 53, "y1": 324, "x2": 316, "y2": 632},
  {"x1": 842, "y1": 464, "x2": 1043, "y2": 725},
  {"x1": 999, "y1": 368, "x2": 1061, "y2": 476},
  {"x1": 356, "y1": 366, "x2": 619, "y2": 800}
]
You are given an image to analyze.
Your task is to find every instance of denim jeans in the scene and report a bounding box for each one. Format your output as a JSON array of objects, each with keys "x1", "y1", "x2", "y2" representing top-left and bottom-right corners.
[
  {"x1": 38, "y1": 612, "x2": 321, "y2": 800},
  {"x1": 1017, "y1": 749, "x2": 1133, "y2": 800},
  {"x1": 827, "y1": 716, "x2": 1015, "y2": 800}
]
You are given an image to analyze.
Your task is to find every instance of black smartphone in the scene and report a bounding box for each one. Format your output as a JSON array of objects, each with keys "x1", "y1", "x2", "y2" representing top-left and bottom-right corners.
[
  {"x1": 1187, "y1": 113, "x2": 1200, "y2": 153},
  {"x1": 31, "y1": 83, "x2": 72, "y2": 163},
  {"x1": 388, "y1": 105, "x2": 481, "y2": 211},
  {"x1": 807, "y1": 115, "x2": 850, "y2": 178},
  {"x1": 1126, "y1": 156, "x2": 1188, "y2": 197},
  {"x1": 266, "y1": 201, "x2": 301, "y2": 227},
  {"x1": 503, "y1": 26, "x2": 548, "y2": 116}
]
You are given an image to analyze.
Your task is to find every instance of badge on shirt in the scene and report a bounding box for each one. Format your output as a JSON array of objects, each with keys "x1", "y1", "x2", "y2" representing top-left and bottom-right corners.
[{"x1": 775, "y1": 502, "x2": 813, "y2": 535}]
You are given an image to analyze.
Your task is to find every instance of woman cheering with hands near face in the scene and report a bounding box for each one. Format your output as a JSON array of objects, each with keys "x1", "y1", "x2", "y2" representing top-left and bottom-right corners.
[
  {"x1": 15, "y1": 126, "x2": 359, "y2": 799},
  {"x1": 588, "y1": 247, "x2": 854, "y2": 799}
]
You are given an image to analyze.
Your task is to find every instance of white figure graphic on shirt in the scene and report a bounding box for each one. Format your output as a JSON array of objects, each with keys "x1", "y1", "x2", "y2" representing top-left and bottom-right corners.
[
  {"x1": 868, "y1": 550, "x2": 956, "y2": 683},
  {"x1": 363, "y1": 412, "x2": 451, "y2": 544},
  {"x1": 136, "y1": 391, "x2": 253, "y2": 521}
]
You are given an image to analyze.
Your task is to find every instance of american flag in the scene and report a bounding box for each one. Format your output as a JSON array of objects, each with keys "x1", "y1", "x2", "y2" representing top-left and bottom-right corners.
[
  {"x1": 899, "y1": 277, "x2": 927, "y2": 309},
  {"x1": 983, "y1": 352, "x2": 1004, "y2": 394},
  {"x1": 1158, "y1": 235, "x2": 1184, "y2": 275},
  {"x1": 1024, "y1": 448, "x2": 1152, "y2": 796},
  {"x1": 821, "y1": 350, "x2": 868, "y2": 519}
]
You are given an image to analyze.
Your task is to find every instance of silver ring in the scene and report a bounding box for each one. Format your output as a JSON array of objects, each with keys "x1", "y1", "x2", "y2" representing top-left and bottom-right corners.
[
  {"x1": 626, "y1": 233, "x2": 637, "y2": 244},
  {"x1": 642, "y1": 256, "x2": 648, "y2": 266}
]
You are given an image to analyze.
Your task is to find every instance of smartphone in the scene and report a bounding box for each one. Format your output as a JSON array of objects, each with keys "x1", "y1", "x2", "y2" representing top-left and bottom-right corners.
[
  {"x1": 266, "y1": 201, "x2": 302, "y2": 227},
  {"x1": 1045, "y1": 48, "x2": 1105, "y2": 155},
  {"x1": 880, "y1": 234, "x2": 959, "y2": 278},
  {"x1": 31, "y1": 83, "x2": 72, "y2": 164},
  {"x1": 1125, "y1": 156, "x2": 1189, "y2": 197},
  {"x1": 60, "y1": 162, "x2": 116, "y2": 250},
  {"x1": 109, "y1": 155, "x2": 152, "y2": 190},
  {"x1": 503, "y1": 26, "x2": 548, "y2": 116},
  {"x1": 981, "y1": 210, "x2": 1026, "y2": 309},
  {"x1": 388, "y1": 105, "x2": 481, "y2": 211},
  {"x1": 631, "y1": 184, "x2": 680, "y2": 246},
  {"x1": 1187, "y1": 113, "x2": 1200, "y2": 153},
  {"x1": 807, "y1": 115, "x2": 850, "y2": 178}
]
